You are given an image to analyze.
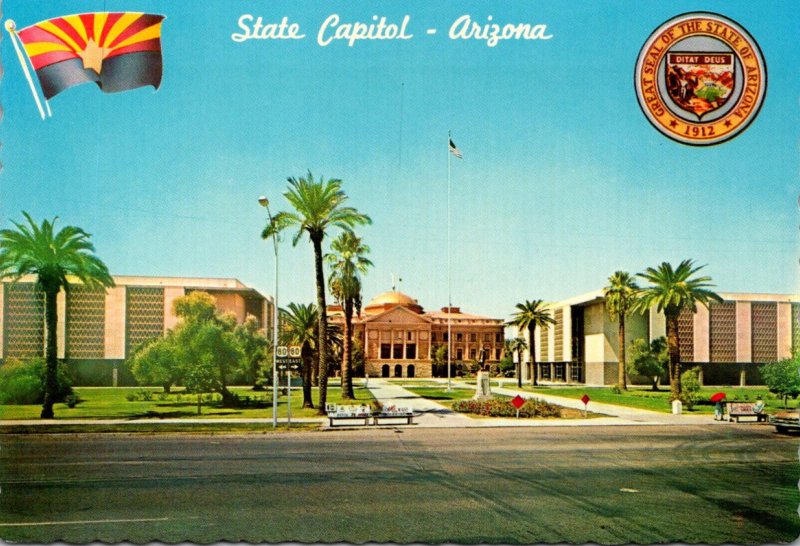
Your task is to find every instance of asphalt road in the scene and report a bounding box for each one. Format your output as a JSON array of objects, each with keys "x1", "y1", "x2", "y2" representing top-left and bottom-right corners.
[{"x1": 1, "y1": 425, "x2": 798, "y2": 544}]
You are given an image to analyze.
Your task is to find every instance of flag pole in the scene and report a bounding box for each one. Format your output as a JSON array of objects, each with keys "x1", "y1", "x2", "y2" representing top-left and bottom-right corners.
[
  {"x1": 447, "y1": 130, "x2": 452, "y2": 392},
  {"x1": 5, "y1": 20, "x2": 47, "y2": 120}
]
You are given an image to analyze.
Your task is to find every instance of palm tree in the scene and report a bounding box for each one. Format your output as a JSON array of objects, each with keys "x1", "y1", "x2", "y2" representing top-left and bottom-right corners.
[
  {"x1": 280, "y1": 302, "x2": 318, "y2": 408},
  {"x1": 636, "y1": 260, "x2": 722, "y2": 401},
  {"x1": 0, "y1": 212, "x2": 114, "y2": 418},
  {"x1": 326, "y1": 231, "x2": 372, "y2": 400},
  {"x1": 603, "y1": 271, "x2": 640, "y2": 390},
  {"x1": 507, "y1": 300, "x2": 555, "y2": 387},
  {"x1": 263, "y1": 172, "x2": 371, "y2": 413},
  {"x1": 507, "y1": 337, "x2": 528, "y2": 388}
]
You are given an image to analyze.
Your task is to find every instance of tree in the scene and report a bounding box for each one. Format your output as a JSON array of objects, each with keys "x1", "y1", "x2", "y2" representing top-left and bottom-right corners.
[
  {"x1": 263, "y1": 172, "x2": 371, "y2": 413},
  {"x1": 129, "y1": 333, "x2": 181, "y2": 393},
  {"x1": 172, "y1": 292, "x2": 243, "y2": 404},
  {"x1": 761, "y1": 354, "x2": 800, "y2": 408},
  {"x1": 432, "y1": 344, "x2": 448, "y2": 377},
  {"x1": 636, "y1": 260, "x2": 722, "y2": 401},
  {"x1": 280, "y1": 302, "x2": 318, "y2": 408},
  {"x1": 627, "y1": 337, "x2": 668, "y2": 391},
  {"x1": 604, "y1": 271, "x2": 640, "y2": 390},
  {"x1": 326, "y1": 231, "x2": 372, "y2": 399},
  {"x1": 234, "y1": 315, "x2": 271, "y2": 389},
  {"x1": 0, "y1": 212, "x2": 114, "y2": 418},
  {"x1": 507, "y1": 300, "x2": 554, "y2": 387},
  {"x1": 507, "y1": 336, "x2": 528, "y2": 388}
]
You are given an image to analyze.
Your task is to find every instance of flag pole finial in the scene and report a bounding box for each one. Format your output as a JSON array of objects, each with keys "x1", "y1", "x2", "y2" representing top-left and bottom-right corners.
[{"x1": 5, "y1": 20, "x2": 16, "y2": 31}]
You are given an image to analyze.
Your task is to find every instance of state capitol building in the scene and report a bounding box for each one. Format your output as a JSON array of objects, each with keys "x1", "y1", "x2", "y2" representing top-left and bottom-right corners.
[{"x1": 328, "y1": 291, "x2": 506, "y2": 378}]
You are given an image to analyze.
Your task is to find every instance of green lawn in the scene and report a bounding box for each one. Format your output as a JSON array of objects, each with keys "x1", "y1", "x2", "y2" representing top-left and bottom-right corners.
[
  {"x1": 518, "y1": 385, "x2": 794, "y2": 414},
  {"x1": 403, "y1": 386, "x2": 474, "y2": 402},
  {"x1": 0, "y1": 385, "x2": 374, "y2": 420}
]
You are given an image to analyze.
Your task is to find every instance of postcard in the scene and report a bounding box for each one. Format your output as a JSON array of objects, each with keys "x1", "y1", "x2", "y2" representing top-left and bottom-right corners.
[{"x1": 0, "y1": 1, "x2": 797, "y2": 544}]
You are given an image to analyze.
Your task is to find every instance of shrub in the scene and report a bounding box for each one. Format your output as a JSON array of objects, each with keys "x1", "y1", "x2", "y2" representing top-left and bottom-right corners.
[
  {"x1": 0, "y1": 358, "x2": 73, "y2": 405},
  {"x1": 679, "y1": 367, "x2": 702, "y2": 410},
  {"x1": 610, "y1": 384, "x2": 622, "y2": 395},
  {"x1": 452, "y1": 396, "x2": 560, "y2": 418}
]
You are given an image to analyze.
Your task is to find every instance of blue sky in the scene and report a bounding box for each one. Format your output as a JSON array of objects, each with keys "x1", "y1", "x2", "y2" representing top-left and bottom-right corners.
[{"x1": 1, "y1": 1, "x2": 797, "y2": 320}]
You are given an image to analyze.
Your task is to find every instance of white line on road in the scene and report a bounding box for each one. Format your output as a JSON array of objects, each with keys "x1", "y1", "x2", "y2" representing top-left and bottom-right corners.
[{"x1": 0, "y1": 517, "x2": 170, "y2": 527}]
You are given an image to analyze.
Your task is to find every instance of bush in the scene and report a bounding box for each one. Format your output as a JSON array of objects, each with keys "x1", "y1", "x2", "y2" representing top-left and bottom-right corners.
[
  {"x1": 452, "y1": 396, "x2": 561, "y2": 418},
  {"x1": 680, "y1": 367, "x2": 702, "y2": 410},
  {"x1": 0, "y1": 358, "x2": 73, "y2": 405}
]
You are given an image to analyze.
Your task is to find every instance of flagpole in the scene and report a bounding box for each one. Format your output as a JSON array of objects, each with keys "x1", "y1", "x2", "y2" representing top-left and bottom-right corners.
[
  {"x1": 5, "y1": 21, "x2": 47, "y2": 120},
  {"x1": 447, "y1": 131, "x2": 452, "y2": 392}
]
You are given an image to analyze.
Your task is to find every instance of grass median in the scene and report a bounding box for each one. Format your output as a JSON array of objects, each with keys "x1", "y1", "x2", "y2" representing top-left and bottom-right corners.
[
  {"x1": 517, "y1": 385, "x2": 792, "y2": 414},
  {"x1": 0, "y1": 384, "x2": 374, "y2": 421}
]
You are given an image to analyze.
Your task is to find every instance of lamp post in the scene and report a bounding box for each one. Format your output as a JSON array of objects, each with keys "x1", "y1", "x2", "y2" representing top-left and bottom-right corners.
[{"x1": 259, "y1": 196, "x2": 279, "y2": 429}]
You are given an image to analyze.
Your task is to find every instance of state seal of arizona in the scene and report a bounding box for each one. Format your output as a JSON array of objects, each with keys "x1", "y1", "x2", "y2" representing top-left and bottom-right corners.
[{"x1": 634, "y1": 12, "x2": 766, "y2": 145}]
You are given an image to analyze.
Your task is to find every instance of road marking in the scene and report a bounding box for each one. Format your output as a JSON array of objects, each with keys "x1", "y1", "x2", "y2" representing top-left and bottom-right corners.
[{"x1": 0, "y1": 517, "x2": 170, "y2": 527}]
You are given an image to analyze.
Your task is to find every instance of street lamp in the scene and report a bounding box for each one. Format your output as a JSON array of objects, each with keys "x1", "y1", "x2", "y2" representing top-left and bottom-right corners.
[{"x1": 259, "y1": 196, "x2": 279, "y2": 429}]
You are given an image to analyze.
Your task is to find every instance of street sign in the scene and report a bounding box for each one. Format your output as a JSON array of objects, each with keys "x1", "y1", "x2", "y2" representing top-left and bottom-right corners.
[
  {"x1": 511, "y1": 395, "x2": 525, "y2": 409},
  {"x1": 277, "y1": 345, "x2": 301, "y2": 365},
  {"x1": 581, "y1": 394, "x2": 590, "y2": 406}
]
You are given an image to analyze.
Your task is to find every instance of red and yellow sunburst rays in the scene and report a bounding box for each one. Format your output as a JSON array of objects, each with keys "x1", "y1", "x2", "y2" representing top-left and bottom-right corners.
[{"x1": 17, "y1": 12, "x2": 164, "y2": 75}]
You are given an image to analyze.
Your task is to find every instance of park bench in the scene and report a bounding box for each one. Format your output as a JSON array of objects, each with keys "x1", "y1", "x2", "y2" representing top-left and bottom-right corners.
[
  {"x1": 325, "y1": 404, "x2": 372, "y2": 427},
  {"x1": 726, "y1": 401, "x2": 767, "y2": 423},
  {"x1": 373, "y1": 404, "x2": 415, "y2": 426}
]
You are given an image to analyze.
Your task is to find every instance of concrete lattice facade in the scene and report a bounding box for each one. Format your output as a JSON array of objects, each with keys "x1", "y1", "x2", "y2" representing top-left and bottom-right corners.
[
  {"x1": 0, "y1": 275, "x2": 272, "y2": 385},
  {"x1": 513, "y1": 290, "x2": 798, "y2": 386}
]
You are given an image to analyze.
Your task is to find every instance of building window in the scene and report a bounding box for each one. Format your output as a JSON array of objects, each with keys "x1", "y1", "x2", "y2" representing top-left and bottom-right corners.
[
  {"x1": 456, "y1": 333, "x2": 463, "y2": 342},
  {"x1": 406, "y1": 344, "x2": 416, "y2": 359},
  {"x1": 495, "y1": 348, "x2": 501, "y2": 360},
  {"x1": 484, "y1": 333, "x2": 491, "y2": 342},
  {"x1": 470, "y1": 333, "x2": 477, "y2": 342},
  {"x1": 407, "y1": 331, "x2": 413, "y2": 340},
  {"x1": 443, "y1": 333, "x2": 448, "y2": 342},
  {"x1": 469, "y1": 349, "x2": 476, "y2": 360},
  {"x1": 393, "y1": 345, "x2": 403, "y2": 359},
  {"x1": 380, "y1": 344, "x2": 391, "y2": 359},
  {"x1": 495, "y1": 333, "x2": 503, "y2": 342},
  {"x1": 456, "y1": 349, "x2": 463, "y2": 360}
]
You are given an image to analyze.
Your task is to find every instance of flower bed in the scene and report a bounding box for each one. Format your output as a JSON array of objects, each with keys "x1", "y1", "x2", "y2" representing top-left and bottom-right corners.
[{"x1": 452, "y1": 396, "x2": 561, "y2": 418}]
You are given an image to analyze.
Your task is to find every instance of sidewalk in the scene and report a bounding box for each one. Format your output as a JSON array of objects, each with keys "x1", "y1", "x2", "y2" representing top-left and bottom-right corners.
[{"x1": 365, "y1": 378, "x2": 718, "y2": 428}]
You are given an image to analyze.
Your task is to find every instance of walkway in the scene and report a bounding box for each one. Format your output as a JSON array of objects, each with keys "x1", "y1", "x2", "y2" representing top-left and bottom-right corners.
[{"x1": 364, "y1": 378, "x2": 718, "y2": 428}]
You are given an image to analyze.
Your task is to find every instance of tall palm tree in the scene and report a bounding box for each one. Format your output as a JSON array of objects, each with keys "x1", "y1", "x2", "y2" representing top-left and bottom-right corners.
[
  {"x1": 280, "y1": 302, "x2": 318, "y2": 408},
  {"x1": 636, "y1": 260, "x2": 722, "y2": 401},
  {"x1": 326, "y1": 231, "x2": 372, "y2": 400},
  {"x1": 263, "y1": 172, "x2": 371, "y2": 413},
  {"x1": 604, "y1": 271, "x2": 639, "y2": 390},
  {"x1": 507, "y1": 300, "x2": 555, "y2": 387},
  {"x1": 507, "y1": 336, "x2": 528, "y2": 388},
  {"x1": 0, "y1": 212, "x2": 114, "y2": 418}
]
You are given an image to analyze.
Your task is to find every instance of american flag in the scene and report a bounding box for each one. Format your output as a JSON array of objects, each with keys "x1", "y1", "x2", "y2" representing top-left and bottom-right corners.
[{"x1": 448, "y1": 138, "x2": 463, "y2": 159}]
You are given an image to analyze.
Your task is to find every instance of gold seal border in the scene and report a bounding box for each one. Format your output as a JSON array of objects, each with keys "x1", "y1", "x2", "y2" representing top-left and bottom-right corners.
[{"x1": 635, "y1": 13, "x2": 766, "y2": 145}]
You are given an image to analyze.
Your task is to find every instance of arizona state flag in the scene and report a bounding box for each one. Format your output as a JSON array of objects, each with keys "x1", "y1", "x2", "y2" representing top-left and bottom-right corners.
[{"x1": 15, "y1": 12, "x2": 164, "y2": 100}]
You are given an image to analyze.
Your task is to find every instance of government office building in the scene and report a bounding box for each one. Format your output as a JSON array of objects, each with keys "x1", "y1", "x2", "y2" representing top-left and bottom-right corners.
[
  {"x1": 512, "y1": 290, "x2": 799, "y2": 386},
  {"x1": 328, "y1": 290, "x2": 506, "y2": 378},
  {"x1": 0, "y1": 275, "x2": 272, "y2": 385}
]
